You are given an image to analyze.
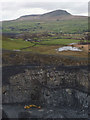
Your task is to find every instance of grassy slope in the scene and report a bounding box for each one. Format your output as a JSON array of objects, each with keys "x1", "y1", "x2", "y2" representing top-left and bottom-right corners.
[
  {"x1": 2, "y1": 18, "x2": 88, "y2": 34},
  {"x1": 2, "y1": 37, "x2": 81, "y2": 50},
  {"x1": 39, "y1": 39, "x2": 80, "y2": 45},
  {"x1": 2, "y1": 37, "x2": 34, "y2": 50}
]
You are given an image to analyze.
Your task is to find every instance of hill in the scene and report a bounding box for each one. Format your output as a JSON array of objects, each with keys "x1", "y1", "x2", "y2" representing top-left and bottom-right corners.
[
  {"x1": 18, "y1": 14, "x2": 41, "y2": 21},
  {"x1": 41, "y1": 10, "x2": 71, "y2": 17},
  {"x1": 17, "y1": 10, "x2": 72, "y2": 21},
  {"x1": 2, "y1": 9, "x2": 88, "y2": 34}
]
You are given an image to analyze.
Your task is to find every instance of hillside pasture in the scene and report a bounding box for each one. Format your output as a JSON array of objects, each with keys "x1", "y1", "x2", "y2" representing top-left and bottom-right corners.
[
  {"x1": 2, "y1": 18, "x2": 88, "y2": 34},
  {"x1": 2, "y1": 35, "x2": 88, "y2": 59}
]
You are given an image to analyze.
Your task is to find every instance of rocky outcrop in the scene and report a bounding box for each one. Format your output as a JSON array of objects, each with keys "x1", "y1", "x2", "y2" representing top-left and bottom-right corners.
[{"x1": 2, "y1": 65, "x2": 89, "y2": 110}]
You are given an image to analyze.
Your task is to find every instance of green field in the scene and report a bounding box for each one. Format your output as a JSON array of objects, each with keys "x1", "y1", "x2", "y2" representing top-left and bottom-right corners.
[
  {"x1": 2, "y1": 37, "x2": 34, "y2": 50},
  {"x1": 2, "y1": 36, "x2": 82, "y2": 51},
  {"x1": 39, "y1": 39, "x2": 80, "y2": 45}
]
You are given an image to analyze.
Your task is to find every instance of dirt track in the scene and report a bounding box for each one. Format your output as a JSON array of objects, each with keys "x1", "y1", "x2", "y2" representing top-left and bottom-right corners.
[{"x1": 71, "y1": 44, "x2": 90, "y2": 53}]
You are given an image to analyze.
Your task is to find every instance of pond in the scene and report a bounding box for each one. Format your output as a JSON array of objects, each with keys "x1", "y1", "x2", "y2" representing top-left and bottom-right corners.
[{"x1": 58, "y1": 46, "x2": 82, "y2": 52}]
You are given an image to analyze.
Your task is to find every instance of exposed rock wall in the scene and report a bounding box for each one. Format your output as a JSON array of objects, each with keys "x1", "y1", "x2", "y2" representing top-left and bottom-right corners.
[{"x1": 2, "y1": 65, "x2": 89, "y2": 109}]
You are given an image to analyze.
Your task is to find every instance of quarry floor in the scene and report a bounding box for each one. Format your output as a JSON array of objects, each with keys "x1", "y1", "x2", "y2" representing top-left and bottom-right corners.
[{"x1": 3, "y1": 104, "x2": 88, "y2": 119}]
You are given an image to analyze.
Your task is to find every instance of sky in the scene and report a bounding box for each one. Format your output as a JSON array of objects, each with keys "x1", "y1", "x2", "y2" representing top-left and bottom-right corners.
[{"x1": 0, "y1": 0, "x2": 89, "y2": 21}]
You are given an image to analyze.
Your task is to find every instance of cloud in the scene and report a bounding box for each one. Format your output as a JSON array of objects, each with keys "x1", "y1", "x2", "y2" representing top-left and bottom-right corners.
[
  {"x1": 0, "y1": 1, "x2": 88, "y2": 21},
  {"x1": 0, "y1": 0, "x2": 89, "y2": 2}
]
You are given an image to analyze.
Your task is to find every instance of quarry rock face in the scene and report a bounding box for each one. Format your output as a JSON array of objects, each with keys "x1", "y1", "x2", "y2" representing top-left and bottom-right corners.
[{"x1": 2, "y1": 65, "x2": 89, "y2": 111}]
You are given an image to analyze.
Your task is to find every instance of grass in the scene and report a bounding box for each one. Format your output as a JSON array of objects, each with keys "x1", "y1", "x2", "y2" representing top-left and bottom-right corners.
[
  {"x1": 2, "y1": 36, "x2": 82, "y2": 50},
  {"x1": 2, "y1": 36, "x2": 88, "y2": 67},
  {"x1": 2, "y1": 36, "x2": 88, "y2": 59},
  {"x1": 21, "y1": 44, "x2": 88, "y2": 59},
  {"x1": 2, "y1": 18, "x2": 88, "y2": 34},
  {"x1": 2, "y1": 50, "x2": 88, "y2": 67},
  {"x1": 39, "y1": 39, "x2": 80, "y2": 45},
  {"x1": 2, "y1": 38, "x2": 34, "y2": 50}
]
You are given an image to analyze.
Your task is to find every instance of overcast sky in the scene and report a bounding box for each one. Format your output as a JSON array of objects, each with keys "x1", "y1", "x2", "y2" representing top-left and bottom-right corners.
[{"x1": 0, "y1": 0, "x2": 89, "y2": 21}]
